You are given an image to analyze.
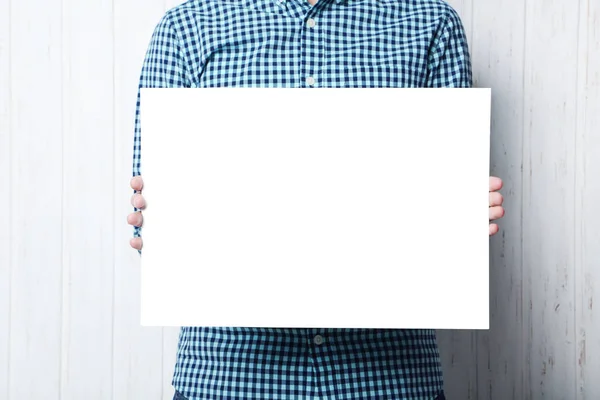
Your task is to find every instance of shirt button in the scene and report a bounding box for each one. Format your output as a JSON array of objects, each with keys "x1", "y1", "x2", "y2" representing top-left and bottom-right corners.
[
  {"x1": 306, "y1": 76, "x2": 315, "y2": 86},
  {"x1": 306, "y1": 18, "x2": 316, "y2": 28},
  {"x1": 313, "y1": 334, "x2": 324, "y2": 345}
]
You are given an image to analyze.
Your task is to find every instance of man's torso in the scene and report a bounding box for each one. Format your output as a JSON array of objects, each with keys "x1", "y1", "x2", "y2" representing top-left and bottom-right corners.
[{"x1": 136, "y1": 0, "x2": 472, "y2": 398}]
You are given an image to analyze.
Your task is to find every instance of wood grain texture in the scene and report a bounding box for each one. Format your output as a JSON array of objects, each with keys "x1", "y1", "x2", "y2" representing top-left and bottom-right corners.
[
  {"x1": 576, "y1": 0, "x2": 600, "y2": 398},
  {"x1": 112, "y1": 0, "x2": 167, "y2": 399},
  {"x1": 60, "y1": 0, "x2": 115, "y2": 398},
  {"x1": 437, "y1": 330, "x2": 478, "y2": 399},
  {"x1": 2, "y1": 0, "x2": 600, "y2": 398},
  {"x1": 0, "y1": 0, "x2": 11, "y2": 397},
  {"x1": 162, "y1": 327, "x2": 180, "y2": 400},
  {"x1": 523, "y1": 0, "x2": 579, "y2": 398},
  {"x1": 470, "y1": 0, "x2": 526, "y2": 398},
  {"x1": 9, "y1": 0, "x2": 64, "y2": 398}
]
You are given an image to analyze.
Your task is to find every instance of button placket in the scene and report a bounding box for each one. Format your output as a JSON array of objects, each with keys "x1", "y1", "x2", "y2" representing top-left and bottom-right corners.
[{"x1": 299, "y1": 7, "x2": 320, "y2": 87}]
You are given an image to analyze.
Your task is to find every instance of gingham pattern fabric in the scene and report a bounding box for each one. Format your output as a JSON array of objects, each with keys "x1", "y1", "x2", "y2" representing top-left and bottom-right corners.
[{"x1": 132, "y1": 0, "x2": 472, "y2": 398}]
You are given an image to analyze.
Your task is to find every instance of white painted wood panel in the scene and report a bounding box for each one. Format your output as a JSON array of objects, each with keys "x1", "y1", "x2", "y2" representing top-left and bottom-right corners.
[
  {"x1": 0, "y1": 0, "x2": 11, "y2": 397},
  {"x1": 8, "y1": 0, "x2": 64, "y2": 398},
  {"x1": 3, "y1": 0, "x2": 600, "y2": 398},
  {"x1": 523, "y1": 1, "x2": 579, "y2": 398},
  {"x1": 577, "y1": 1, "x2": 600, "y2": 398},
  {"x1": 60, "y1": 0, "x2": 115, "y2": 398},
  {"x1": 471, "y1": 0, "x2": 526, "y2": 399},
  {"x1": 437, "y1": 329, "x2": 478, "y2": 399}
]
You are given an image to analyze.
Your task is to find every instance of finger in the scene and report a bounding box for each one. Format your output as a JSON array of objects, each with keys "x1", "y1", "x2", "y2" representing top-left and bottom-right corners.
[
  {"x1": 489, "y1": 206, "x2": 505, "y2": 220},
  {"x1": 489, "y1": 176, "x2": 503, "y2": 192},
  {"x1": 489, "y1": 191, "x2": 504, "y2": 207},
  {"x1": 127, "y1": 211, "x2": 143, "y2": 227},
  {"x1": 130, "y1": 193, "x2": 146, "y2": 209},
  {"x1": 130, "y1": 175, "x2": 144, "y2": 192},
  {"x1": 130, "y1": 237, "x2": 143, "y2": 250},
  {"x1": 489, "y1": 223, "x2": 499, "y2": 236}
]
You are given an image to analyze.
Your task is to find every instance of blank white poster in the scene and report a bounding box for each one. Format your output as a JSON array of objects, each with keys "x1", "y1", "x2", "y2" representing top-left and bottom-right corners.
[{"x1": 139, "y1": 88, "x2": 491, "y2": 329}]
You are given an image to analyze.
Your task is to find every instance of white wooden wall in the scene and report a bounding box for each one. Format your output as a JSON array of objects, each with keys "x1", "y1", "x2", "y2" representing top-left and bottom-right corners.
[{"x1": 1, "y1": 0, "x2": 599, "y2": 399}]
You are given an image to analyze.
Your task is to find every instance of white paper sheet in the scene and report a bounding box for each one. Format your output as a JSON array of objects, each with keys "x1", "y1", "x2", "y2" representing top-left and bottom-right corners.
[{"x1": 139, "y1": 88, "x2": 491, "y2": 329}]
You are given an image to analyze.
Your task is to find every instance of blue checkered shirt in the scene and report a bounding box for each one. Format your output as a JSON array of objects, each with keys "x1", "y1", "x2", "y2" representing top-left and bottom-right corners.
[{"x1": 132, "y1": 0, "x2": 472, "y2": 398}]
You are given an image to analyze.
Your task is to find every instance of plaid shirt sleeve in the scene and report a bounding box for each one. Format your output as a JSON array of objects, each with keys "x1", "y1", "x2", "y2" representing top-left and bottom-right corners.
[
  {"x1": 132, "y1": 13, "x2": 191, "y2": 254},
  {"x1": 425, "y1": 6, "x2": 472, "y2": 88}
]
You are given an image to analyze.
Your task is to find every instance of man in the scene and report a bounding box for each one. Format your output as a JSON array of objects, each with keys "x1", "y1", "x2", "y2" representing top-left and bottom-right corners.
[{"x1": 127, "y1": 0, "x2": 505, "y2": 398}]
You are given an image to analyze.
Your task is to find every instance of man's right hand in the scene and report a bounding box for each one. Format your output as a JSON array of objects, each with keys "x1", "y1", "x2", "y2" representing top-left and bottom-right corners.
[{"x1": 127, "y1": 175, "x2": 145, "y2": 250}]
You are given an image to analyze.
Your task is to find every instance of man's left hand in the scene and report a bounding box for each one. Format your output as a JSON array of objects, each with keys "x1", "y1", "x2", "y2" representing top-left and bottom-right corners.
[{"x1": 489, "y1": 176, "x2": 504, "y2": 236}]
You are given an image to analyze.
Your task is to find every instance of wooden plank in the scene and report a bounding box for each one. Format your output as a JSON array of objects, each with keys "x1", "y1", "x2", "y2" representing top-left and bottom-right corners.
[
  {"x1": 59, "y1": 0, "x2": 115, "y2": 398},
  {"x1": 470, "y1": 0, "x2": 526, "y2": 398},
  {"x1": 164, "y1": 0, "x2": 184, "y2": 11},
  {"x1": 522, "y1": 0, "x2": 579, "y2": 398},
  {"x1": 437, "y1": 330, "x2": 478, "y2": 399},
  {"x1": 163, "y1": 328, "x2": 179, "y2": 400},
  {"x1": 9, "y1": 0, "x2": 63, "y2": 398},
  {"x1": 576, "y1": 1, "x2": 600, "y2": 399},
  {"x1": 0, "y1": 0, "x2": 10, "y2": 397},
  {"x1": 113, "y1": 1, "x2": 167, "y2": 398}
]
